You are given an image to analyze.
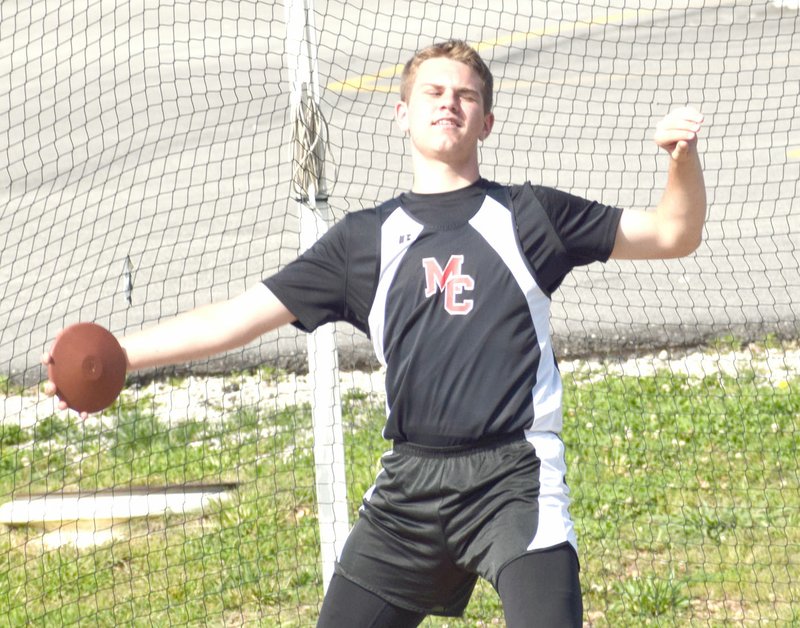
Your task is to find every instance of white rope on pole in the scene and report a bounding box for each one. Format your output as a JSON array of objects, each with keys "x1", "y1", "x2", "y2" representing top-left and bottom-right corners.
[{"x1": 284, "y1": 0, "x2": 349, "y2": 594}]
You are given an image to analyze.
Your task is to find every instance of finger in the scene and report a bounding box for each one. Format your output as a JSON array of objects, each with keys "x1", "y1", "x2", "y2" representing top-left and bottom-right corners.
[
  {"x1": 669, "y1": 106, "x2": 704, "y2": 123},
  {"x1": 658, "y1": 106, "x2": 703, "y2": 124},
  {"x1": 658, "y1": 113, "x2": 704, "y2": 139},
  {"x1": 671, "y1": 139, "x2": 694, "y2": 160},
  {"x1": 43, "y1": 381, "x2": 57, "y2": 396},
  {"x1": 655, "y1": 113, "x2": 702, "y2": 149},
  {"x1": 41, "y1": 328, "x2": 66, "y2": 365},
  {"x1": 657, "y1": 113, "x2": 702, "y2": 134},
  {"x1": 663, "y1": 105, "x2": 704, "y2": 122},
  {"x1": 656, "y1": 127, "x2": 698, "y2": 144}
]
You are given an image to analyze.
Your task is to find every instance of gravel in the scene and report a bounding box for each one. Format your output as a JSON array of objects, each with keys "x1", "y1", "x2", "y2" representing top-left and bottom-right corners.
[{"x1": 3, "y1": 345, "x2": 797, "y2": 430}]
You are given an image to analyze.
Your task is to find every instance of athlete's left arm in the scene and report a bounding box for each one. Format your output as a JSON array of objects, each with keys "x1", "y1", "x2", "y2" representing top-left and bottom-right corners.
[{"x1": 610, "y1": 107, "x2": 707, "y2": 260}]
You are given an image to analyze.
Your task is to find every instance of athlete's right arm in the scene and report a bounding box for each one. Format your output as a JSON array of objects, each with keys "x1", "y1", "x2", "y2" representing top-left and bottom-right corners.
[
  {"x1": 119, "y1": 283, "x2": 296, "y2": 370},
  {"x1": 42, "y1": 284, "x2": 296, "y2": 406}
]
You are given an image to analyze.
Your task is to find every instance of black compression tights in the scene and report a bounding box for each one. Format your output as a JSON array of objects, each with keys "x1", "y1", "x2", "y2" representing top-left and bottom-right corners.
[
  {"x1": 317, "y1": 574, "x2": 426, "y2": 627},
  {"x1": 316, "y1": 544, "x2": 582, "y2": 627},
  {"x1": 497, "y1": 544, "x2": 583, "y2": 627}
]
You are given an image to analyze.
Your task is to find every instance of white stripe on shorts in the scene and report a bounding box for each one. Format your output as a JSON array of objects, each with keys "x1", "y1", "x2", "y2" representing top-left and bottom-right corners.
[{"x1": 525, "y1": 430, "x2": 577, "y2": 552}]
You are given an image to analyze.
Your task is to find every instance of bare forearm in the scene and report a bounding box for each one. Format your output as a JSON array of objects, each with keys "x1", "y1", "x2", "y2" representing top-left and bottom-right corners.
[
  {"x1": 654, "y1": 146, "x2": 707, "y2": 255},
  {"x1": 612, "y1": 107, "x2": 707, "y2": 260},
  {"x1": 122, "y1": 302, "x2": 243, "y2": 370},
  {"x1": 121, "y1": 285, "x2": 295, "y2": 371}
]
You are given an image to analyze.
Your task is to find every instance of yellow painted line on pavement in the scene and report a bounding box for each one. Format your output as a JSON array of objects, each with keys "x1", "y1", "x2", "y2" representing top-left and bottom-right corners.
[
  {"x1": 327, "y1": 9, "x2": 652, "y2": 94},
  {"x1": 327, "y1": 62, "x2": 405, "y2": 93}
]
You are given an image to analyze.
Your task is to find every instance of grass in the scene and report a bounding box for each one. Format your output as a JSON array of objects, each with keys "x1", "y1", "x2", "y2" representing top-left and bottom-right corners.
[{"x1": 0, "y1": 359, "x2": 798, "y2": 626}]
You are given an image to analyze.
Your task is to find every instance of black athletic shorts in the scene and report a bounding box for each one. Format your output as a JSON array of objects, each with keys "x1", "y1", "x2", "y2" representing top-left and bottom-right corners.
[{"x1": 334, "y1": 430, "x2": 577, "y2": 616}]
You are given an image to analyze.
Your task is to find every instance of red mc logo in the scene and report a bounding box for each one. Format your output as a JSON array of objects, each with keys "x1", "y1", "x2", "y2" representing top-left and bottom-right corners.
[{"x1": 422, "y1": 255, "x2": 475, "y2": 315}]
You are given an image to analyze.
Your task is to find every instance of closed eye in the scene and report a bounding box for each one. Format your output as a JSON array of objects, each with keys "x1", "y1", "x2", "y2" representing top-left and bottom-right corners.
[{"x1": 457, "y1": 89, "x2": 480, "y2": 102}]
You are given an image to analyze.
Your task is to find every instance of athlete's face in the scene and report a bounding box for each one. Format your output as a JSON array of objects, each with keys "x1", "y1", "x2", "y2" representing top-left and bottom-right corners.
[{"x1": 395, "y1": 57, "x2": 494, "y2": 167}]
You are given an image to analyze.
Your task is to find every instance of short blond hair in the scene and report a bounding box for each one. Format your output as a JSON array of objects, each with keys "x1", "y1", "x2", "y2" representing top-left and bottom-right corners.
[{"x1": 400, "y1": 40, "x2": 494, "y2": 113}]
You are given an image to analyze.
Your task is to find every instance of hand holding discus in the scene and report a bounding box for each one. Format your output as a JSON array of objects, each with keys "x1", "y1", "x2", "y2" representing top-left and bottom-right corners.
[{"x1": 42, "y1": 323, "x2": 128, "y2": 417}]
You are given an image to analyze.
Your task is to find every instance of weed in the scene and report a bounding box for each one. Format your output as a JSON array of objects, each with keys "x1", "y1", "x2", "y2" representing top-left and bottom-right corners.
[{"x1": 611, "y1": 572, "x2": 690, "y2": 619}]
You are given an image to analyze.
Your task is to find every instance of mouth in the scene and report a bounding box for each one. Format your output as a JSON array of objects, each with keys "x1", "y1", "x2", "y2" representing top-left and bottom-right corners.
[{"x1": 433, "y1": 118, "x2": 461, "y2": 128}]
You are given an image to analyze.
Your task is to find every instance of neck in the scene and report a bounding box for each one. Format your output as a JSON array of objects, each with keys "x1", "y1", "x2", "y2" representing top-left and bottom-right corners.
[{"x1": 410, "y1": 155, "x2": 481, "y2": 193}]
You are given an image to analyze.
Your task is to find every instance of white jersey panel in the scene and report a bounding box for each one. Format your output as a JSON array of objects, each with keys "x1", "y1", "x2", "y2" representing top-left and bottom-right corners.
[
  {"x1": 469, "y1": 196, "x2": 564, "y2": 433},
  {"x1": 367, "y1": 208, "x2": 425, "y2": 366}
]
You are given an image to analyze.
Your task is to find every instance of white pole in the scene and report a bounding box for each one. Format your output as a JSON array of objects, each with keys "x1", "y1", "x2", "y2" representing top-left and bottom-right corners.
[{"x1": 284, "y1": 0, "x2": 349, "y2": 593}]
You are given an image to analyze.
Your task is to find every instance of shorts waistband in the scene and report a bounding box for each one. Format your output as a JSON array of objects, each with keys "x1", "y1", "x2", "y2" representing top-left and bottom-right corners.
[{"x1": 392, "y1": 430, "x2": 526, "y2": 458}]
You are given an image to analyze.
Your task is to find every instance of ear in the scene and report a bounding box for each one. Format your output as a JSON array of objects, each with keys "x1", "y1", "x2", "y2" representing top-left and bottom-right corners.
[
  {"x1": 480, "y1": 112, "x2": 495, "y2": 141},
  {"x1": 395, "y1": 100, "x2": 410, "y2": 135}
]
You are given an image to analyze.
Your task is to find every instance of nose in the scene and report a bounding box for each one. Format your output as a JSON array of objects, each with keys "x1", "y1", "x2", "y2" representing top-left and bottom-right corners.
[{"x1": 440, "y1": 91, "x2": 459, "y2": 112}]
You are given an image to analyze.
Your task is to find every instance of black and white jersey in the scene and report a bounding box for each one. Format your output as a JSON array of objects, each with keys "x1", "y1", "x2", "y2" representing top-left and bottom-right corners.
[{"x1": 264, "y1": 179, "x2": 622, "y2": 446}]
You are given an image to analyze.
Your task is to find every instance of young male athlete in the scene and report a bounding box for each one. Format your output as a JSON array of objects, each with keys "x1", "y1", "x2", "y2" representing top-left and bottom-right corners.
[{"x1": 45, "y1": 40, "x2": 706, "y2": 626}]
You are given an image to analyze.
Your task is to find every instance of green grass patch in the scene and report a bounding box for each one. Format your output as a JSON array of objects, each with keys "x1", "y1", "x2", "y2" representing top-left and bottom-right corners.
[{"x1": 0, "y1": 367, "x2": 798, "y2": 625}]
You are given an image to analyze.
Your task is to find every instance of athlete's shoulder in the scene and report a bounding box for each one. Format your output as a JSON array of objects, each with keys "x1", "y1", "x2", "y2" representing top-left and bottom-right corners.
[
  {"x1": 508, "y1": 182, "x2": 608, "y2": 225},
  {"x1": 510, "y1": 181, "x2": 566, "y2": 206},
  {"x1": 341, "y1": 195, "x2": 404, "y2": 228},
  {"x1": 326, "y1": 196, "x2": 407, "y2": 262}
]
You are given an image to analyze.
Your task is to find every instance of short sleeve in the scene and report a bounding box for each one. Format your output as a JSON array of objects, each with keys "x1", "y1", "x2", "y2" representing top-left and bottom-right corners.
[
  {"x1": 532, "y1": 185, "x2": 622, "y2": 264},
  {"x1": 263, "y1": 218, "x2": 349, "y2": 333},
  {"x1": 511, "y1": 183, "x2": 623, "y2": 294},
  {"x1": 263, "y1": 210, "x2": 379, "y2": 335}
]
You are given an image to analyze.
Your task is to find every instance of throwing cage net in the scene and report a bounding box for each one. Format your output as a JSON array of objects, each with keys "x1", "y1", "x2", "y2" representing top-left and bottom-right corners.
[{"x1": 1, "y1": 0, "x2": 798, "y2": 625}]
